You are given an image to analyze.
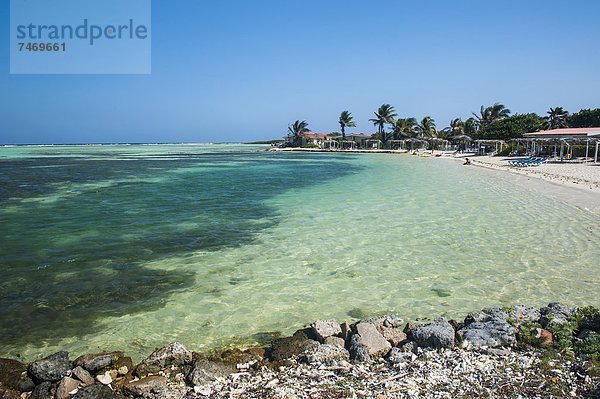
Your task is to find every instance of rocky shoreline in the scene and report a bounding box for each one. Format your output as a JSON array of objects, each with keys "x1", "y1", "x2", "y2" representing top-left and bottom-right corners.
[{"x1": 1, "y1": 302, "x2": 599, "y2": 399}]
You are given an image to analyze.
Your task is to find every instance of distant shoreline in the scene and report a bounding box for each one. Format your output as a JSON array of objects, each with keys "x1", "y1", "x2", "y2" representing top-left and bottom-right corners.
[{"x1": 0, "y1": 142, "x2": 264, "y2": 147}]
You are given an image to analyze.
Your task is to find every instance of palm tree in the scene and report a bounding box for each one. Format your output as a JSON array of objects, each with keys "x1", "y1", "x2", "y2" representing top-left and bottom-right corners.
[
  {"x1": 369, "y1": 104, "x2": 397, "y2": 144},
  {"x1": 472, "y1": 103, "x2": 511, "y2": 134},
  {"x1": 546, "y1": 107, "x2": 569, "y2": 129},
  {"x1": 449, "y1": 118, "x2": 465, "y2": 135},
  {"x1": 288, "y1": 120, "x2": 309, "y2": 147},
  {"x1": 417, "y1": 116, "x2": 436, "y2": 138},
  {"x1": 464, "y1": 117, "x2": 478, "y2": 137},
  {"x1": 338, "y1": 111, "x2": 356, "y2": 140},
  {"x1": 472, "y1": 105, "x2": 487, "y2": 129},
  {"x1": 437, "y1": 127, "x2": 452, "y2": 140},
  {"x1": 392, "y1": 117, "x2": 418, "y2": 139}
]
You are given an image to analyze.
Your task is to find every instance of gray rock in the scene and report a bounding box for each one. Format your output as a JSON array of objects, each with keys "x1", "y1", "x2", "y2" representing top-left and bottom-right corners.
[
  {"x1": 71, "y1": 366, "x2": 94, "y2": 387},
  {"x1": 55, "y1": 377, "x2": 79, "y2": 399},
  {"x1": 304, "y1": 344, "x2": 350, "y2": 365},
  {"x1": 0, "y1": 358, "x2": 27, "y2": 391},
  {"x1": 186, "y1": 359, "x2": 235, "y2": 386},
  {"x1": 360, "y1": 315, "x2": 407, "y2": 346},
  {"x1": 31, "y1": 381, "x2": 52, "y2": 399},
  {"x1": 71, "y1": 383, "x2": 118, "y2": 399},
  {"x1": 511, "y1": 304, "x2": 541, "y2": 325},
  {"x1": 387, "y1": 347, "x2": 416, "y2": 364},
  {"x1": 124, "y1": 376, "x2": 168, "y2": 397},
  {"x1": 348, "y1": 337, "x2": 371, "y2": 363},
  {"x1": 310, "y1": 320, "x2": 342, "y2": 341},
  {"x1": 29, "y1": 352, "x2": 71, "y2": 382},
  {"x1": 16, "y1": 375, "x2": 36, "y2": 392},
  {"x1": 137, "y1": 342, "x2": 191, "y2": 375},
  {"x1": 73, "y1": 352, "x2": 123, "y2": 374},
  {"x1": 413, "y1": 317, "x2": 455, "y2": 349},
  {"x1": 464, "y1": 311, "x2": 487, "y2": 325},
  {"x1": 398, "y1": 341, "x2": 419, "y2": 354},
  {"x1": 362, "y1": 314, "x2": 404, "y2": 329},
  {"x1": 463, "y1": 308, "x2": 509, "y2": 325},
  {"x1": 540, "y1": 302, "x2": 575, "y2": 327},
  {"x1": 352, "y1": 322, "x2": 391, "y2": 357},
  {"x1": 479, "y1": 308, "x2": 509, "y2": 321},
  {"x1": 403, "y1": 322, "x2": 417, "y2": 338},
  {"x1": 323, "y1": 336, "x2": 346, "y2": 348},
  {"x1": 135, "y1": 385, "x2": 187, "y2": 399},
  {"x1": 339, "y1": 322, "x2": 352, "y2": 341},
  {"x1": 268, "y1": 330, "x2": 320, "y2": 361},
  {"x1": 381, "y1": 328, "x2": 407, "y2": 346},
  {"x1": 459, "y1": 309, "x2": 516, "y2": 348}
]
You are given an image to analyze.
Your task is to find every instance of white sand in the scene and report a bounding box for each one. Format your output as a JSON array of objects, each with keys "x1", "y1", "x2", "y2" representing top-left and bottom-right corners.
[
  {"x1": 452, "y1": 155, "x2": 600, "y2": 215},
  {"x1": 468, "y1": 156, "x2": 600, "y2": 192}
]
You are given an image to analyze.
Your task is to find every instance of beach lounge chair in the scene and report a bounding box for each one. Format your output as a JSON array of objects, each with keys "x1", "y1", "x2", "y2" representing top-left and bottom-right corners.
[
  {"x1": 507, "y1": 157, "x2": 534, "y2": 166},
  {"x1": 508, "y1": 157, "x2": 547, "y2": 167}
]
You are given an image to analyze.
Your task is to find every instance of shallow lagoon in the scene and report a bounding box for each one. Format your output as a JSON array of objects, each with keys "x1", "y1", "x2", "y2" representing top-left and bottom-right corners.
[{"x1": 1, "y1": 144, "x2": 598, "y2": 360}]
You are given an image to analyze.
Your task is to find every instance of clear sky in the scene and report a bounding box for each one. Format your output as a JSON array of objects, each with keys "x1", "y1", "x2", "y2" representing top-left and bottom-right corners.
[{"x1": 1, "y1": 0, "x2": 599, "y2": 144}]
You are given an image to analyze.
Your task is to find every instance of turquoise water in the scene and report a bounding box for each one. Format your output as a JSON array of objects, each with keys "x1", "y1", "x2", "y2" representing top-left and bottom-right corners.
[{"x1": 1, "y1": 144, "x2": 599, "y2": 360}]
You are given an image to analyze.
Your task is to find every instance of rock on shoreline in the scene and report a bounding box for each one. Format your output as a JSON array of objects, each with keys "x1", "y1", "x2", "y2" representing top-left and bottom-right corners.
[{"x1": 1, "y1": 302, "x2": 598, "y2": 398}]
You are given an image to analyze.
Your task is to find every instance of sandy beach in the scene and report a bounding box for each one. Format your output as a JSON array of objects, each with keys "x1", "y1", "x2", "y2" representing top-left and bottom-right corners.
[{"x1": 466, "y1": 155, "x2": 600, "y2": 193}]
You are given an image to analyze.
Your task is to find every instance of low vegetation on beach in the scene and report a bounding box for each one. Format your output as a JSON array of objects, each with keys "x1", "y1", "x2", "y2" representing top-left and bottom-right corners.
[{"x1": 2, "y1": 302, "x2": 598, "y2": 398}]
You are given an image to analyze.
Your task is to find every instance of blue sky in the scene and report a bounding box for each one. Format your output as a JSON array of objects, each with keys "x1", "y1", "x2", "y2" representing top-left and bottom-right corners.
[{"x1": 1, "y1": 0, "x2": 599, "y2": 144}]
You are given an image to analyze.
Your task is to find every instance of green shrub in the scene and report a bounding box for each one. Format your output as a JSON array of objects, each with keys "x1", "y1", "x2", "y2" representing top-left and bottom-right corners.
[
  {"x1": 501, "y1": 305, "x2": 515, "y2": 314},
  {"x1": 574, "y1": 333, "x2": 600, "y2": 361},
  {"x1": 568, "y1": 306, "x2": 599, "y2": 334},
  {"x1": 543, "y1": 307, "x2": 600, "y2": 354},
  {"x1": 568, "y1": 108, "x2": 600, "y2": 128},
  {"x1": 574, "y1": 306, "x2": 600, "y2": 322},
  {"x1": 517, "y1": 321, "x2": 547, "y2": 348},
  {"x1": 546, "y1": 320, "x2": 578, "y2": 352}
]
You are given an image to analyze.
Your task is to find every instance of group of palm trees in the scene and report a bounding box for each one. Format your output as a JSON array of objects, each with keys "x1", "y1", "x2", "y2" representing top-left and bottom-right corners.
[
  {"x1": 355, "y1": 104, "x2": 441, "y2": 143},
  {"x1": 287, "y1": 103, "x2": 570, "y2": 147},
  {"x1": 288, "y1": 104, "x2": 446, "y2": 146}
]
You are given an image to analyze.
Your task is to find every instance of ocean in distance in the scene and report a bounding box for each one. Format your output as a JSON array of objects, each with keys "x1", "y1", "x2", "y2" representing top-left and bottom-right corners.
[{"x1": 0, "y1": 143, "x2": 598, "y2": 360}]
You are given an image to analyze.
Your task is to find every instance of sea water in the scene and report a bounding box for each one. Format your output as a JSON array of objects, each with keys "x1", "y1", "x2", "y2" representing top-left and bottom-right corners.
[{"x1": 0, "y1": 144, "x2": 598, "y2": 360}]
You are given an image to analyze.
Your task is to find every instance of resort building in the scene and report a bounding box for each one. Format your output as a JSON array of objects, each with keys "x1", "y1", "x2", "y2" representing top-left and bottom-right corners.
[
  {"x1": 523, "y1": 127, "x2": 600, "y2": 140},
  {"x1": 300, "y1": 133, "x2": 331, "y2": 147},
  {"x1": 522, "y1": 127, "x2": 600, "y2": 161},
  {"x1": 345, "y1": 133, "x2": 371, "y2": 148}
]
